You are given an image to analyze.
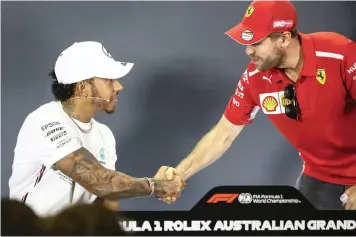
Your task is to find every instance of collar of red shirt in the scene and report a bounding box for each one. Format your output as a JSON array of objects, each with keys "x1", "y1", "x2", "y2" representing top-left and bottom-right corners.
[{"x1": 299, "y1": 33, "x2": 317, "y2": 77}]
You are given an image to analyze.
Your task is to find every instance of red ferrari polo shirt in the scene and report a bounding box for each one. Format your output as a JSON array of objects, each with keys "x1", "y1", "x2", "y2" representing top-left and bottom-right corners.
[{"x1": 224, "y1": 32, "x2": 356, "y2": 185}]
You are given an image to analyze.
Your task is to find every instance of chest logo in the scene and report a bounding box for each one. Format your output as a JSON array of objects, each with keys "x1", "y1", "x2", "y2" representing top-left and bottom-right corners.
[
  {"x1": 280, "y1": 95, "x2": 292, "y2": 107},
  {"x1": 262, "y1": 96, "x2": 278, "y2": 112},
  {"x1": 316, "y1": 69, "x2": 326, "y2": 85},
  {"x1": 259, "y1": 92, "x2": 287, "y2": 115},
  {"x1": 262, "y1": 75, "x2": 272, "y2": 84},
  {"x1": 99, "y1": 148, "x2": 105, "y2": 160}
]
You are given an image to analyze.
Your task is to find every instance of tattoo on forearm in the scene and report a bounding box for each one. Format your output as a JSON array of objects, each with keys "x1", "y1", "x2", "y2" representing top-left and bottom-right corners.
[{"x1": 55, "y1": 147, "x2": 151, "y2": 199}]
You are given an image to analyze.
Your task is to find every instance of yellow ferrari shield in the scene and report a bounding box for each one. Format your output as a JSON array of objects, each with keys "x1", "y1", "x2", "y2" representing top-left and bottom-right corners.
[
  {"x1": 245, "y1": 6, "x2": 254, "y2": 18},
  {"x1": 316, "y1": 69, "x2": 326, "y2": 85}
]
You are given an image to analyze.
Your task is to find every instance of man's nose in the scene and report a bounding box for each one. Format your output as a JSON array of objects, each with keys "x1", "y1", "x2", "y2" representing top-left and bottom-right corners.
[
  {"x1": 245, "y1": 45, "x2": 255, "y2": 57},
  {"x1": 113, "y1": 80, "x2": 124, "y2": 92}
]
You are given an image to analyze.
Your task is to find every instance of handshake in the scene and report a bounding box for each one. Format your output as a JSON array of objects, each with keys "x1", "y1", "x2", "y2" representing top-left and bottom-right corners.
[{"x1": 149, "y1": 166, "x2": 186, "y2": 204}]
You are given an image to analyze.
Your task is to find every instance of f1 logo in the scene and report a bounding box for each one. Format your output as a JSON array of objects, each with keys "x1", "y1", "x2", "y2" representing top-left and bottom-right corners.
[{"x1": 206, "y1": 193, "x2": 239, "y2": 204}]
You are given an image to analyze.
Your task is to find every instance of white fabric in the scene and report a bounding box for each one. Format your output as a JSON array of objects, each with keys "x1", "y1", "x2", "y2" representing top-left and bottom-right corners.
[
  {"x1": 8, "y1": 101, "x2": 118, "y2": 217},
  {"x1": 55, "y1": 41, "x2": 134, "y2": 84}
]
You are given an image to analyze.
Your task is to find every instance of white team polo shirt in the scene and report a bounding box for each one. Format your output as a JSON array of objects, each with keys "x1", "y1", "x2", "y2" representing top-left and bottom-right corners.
[{"x1": 9, "y1": 101, "x2": 117, "y2": 217}]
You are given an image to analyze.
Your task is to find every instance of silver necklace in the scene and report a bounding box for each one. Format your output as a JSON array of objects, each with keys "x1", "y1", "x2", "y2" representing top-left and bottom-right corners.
[{"x1": 62, "y1": 104, "x2": 93, "y2": 133}]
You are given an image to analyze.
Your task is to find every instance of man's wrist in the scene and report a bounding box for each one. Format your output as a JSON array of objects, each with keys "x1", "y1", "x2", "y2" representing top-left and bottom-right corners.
[
  {"x1": 143, "y1": 177, "x2": 155, "y2": 196},
  {"x1": 175, "y1": 166, "x2": 187, "y2": 181}
]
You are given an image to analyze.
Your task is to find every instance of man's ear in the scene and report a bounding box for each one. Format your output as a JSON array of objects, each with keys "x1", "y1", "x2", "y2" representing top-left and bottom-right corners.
[
  {"x1": 75, "y1": 81, "x2": 88, "y2": 97},
  {"x1": 281, "y1": 31, "x2": 293, "y2": 47}
]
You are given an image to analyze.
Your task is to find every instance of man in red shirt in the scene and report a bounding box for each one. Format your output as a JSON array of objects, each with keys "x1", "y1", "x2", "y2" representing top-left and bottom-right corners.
[{"x1": 155, "y1": 0, "x2": 356, "y2": 210}]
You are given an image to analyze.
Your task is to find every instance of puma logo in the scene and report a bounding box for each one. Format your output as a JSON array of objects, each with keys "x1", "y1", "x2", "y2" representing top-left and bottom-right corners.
[{"x1": 262, "y1": 75, "x2": 272, "y2": 84}]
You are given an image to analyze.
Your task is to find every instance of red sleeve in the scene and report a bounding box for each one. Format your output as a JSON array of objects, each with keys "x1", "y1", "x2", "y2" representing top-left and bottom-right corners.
[
  {"x1": 343, "y1": 41, "x2": 356, "y2": 100},
  {"x1": 223, "y1": 67, "x2": 260, "y2": 125}
]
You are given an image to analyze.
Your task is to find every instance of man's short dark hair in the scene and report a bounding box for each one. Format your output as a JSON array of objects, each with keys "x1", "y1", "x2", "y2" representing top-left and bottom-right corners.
[{"x1": 50, "y1": 69, "x2": 76, "y2": 102}]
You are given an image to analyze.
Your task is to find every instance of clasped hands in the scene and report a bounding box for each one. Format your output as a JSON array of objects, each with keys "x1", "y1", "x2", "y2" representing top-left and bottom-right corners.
[{"x1": 152, "y1": 166, "x2": 185, "y2": 204}]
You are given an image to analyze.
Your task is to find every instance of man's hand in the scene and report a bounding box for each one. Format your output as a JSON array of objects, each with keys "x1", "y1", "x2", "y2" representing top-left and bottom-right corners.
[
  {"x1": 154, "y1": 166, "x2": 182, "y2": 180},
  {"x1": 342, "y1": 185, "x2": 356, "y2": 210},
  {"x1": 154, "y1": 166, "x2": 185, "y2": 203},
  {"x1": 152, "y1": 173, "x2": 186, "y2": 202}
]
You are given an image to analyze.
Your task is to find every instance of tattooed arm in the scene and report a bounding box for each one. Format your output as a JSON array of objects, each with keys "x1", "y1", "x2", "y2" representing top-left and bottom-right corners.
[{"x1": 54, "y1": 147, "x2": 182, "y2": 200}]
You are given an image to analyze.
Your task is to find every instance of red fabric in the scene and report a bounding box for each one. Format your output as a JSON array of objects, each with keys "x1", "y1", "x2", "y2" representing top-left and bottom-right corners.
[
  {"x1": 225, "y1": 0, "x2": 297, "y2": 45},
  {"x1": 224, "y1": 32, "x2": 356, "y2": 185}
]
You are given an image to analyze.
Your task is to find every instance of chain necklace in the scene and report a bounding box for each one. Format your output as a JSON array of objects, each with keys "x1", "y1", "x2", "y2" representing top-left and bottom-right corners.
[{"x1": 61, "y1": 104, "x2": 93, "y2": 133}]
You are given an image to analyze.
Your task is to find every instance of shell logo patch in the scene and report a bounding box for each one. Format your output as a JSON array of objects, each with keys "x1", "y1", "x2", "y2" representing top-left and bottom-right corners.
[{"x1": 262, "y1": 96, "x2": 278, "y2": 112}]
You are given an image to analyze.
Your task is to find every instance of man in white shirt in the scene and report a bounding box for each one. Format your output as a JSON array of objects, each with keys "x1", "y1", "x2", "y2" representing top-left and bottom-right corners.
[{"x1": 9, "y1": 41, "x2": 185, "y2": 217}]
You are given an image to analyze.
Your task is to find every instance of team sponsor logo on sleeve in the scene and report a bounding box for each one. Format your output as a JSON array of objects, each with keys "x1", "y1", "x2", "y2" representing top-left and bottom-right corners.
[
  {"x1": 41, "y1": 121, "x2": 60, "y2": 131},
  {"x1": 50, "y1": 131, "x2": 67, "y2": 142},
  {"x1": 238, "y1": 81, "x2": 244, "y2": 91},
  {"x1": 232, "y1": 98, "x2": 240, "y2": 107},
  {"x1": 235, "y1": 88, "x2": 244, "y2": 99},
  {"x1": 347, "y1": 62, "x2": 356, "y2": 74},
  {"x1": 46, "y1": 127, "x2": 65, "y2": 137},
  {"x1": 242, "y1": 69, "x2": 249, "y2": 84},
  {"x1": 56, "y1": 137, "x2": 72, "y2": 148}
]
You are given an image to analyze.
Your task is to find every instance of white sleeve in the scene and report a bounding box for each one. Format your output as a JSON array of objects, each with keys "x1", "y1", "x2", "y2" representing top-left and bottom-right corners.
[
  {"x1": 109, "y1": 147, "x2": 118, "y2": 171},
  {"x1": 31, "y1": 115, "x2": 83, "y2": 168},
  {"x1": 107, "y1": 131, "x2": 118, "y2": 170},
  {"x1": 101, "y1": 125, "x2": 117, "y2": 170}
]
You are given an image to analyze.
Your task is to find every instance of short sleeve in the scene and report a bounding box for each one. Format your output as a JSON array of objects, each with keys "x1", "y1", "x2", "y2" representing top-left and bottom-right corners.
[
  {"x1": 29, "y1": 114, "x2": 83, "y2": 168},
  {"x1": 224, "y1": 67, "x2": 260, "y2": 125},
  {"x1": 343, "y1": 41, "x2": 356, "y2": 100}
]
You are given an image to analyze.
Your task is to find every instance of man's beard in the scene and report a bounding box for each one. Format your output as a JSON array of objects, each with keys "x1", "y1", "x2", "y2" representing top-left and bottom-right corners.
[
  {"x1": 90, "y1": 83, "x2": 113, "y2": 114},
  {"x1": 258, "y1": 49, "x2": 284, "y2": 72},
  {"x1": 258, "y1": 56, "x2": 282, "y2": 72}
]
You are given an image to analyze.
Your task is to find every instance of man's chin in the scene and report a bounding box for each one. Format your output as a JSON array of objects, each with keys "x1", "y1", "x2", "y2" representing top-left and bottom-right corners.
[
  {"x1": 257, "y1": 65, "x2": 274, "y2": 72},
  {"x1": 104, "y1": 106, "x2": 116, "y2": 114},
  {"x1": 104, "y1": 108, "x2": 115, "y2": 114},
  {"x1": 102, "y1": 101, "x2": 117, "y2": 114}
]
